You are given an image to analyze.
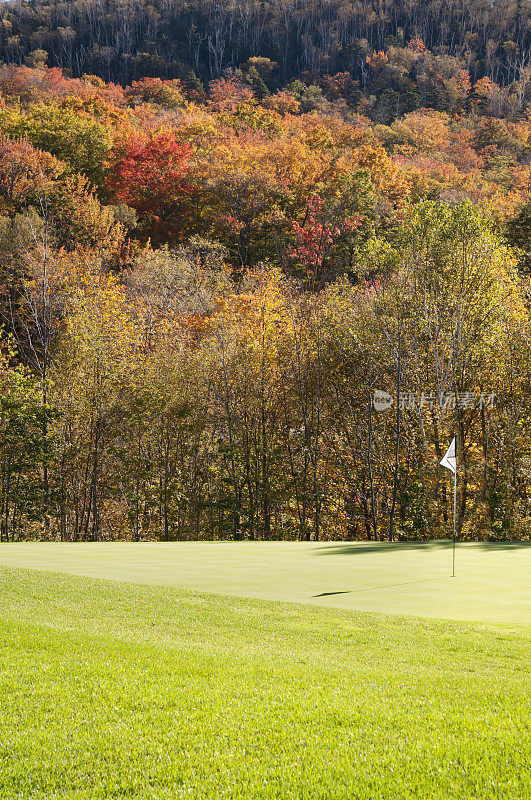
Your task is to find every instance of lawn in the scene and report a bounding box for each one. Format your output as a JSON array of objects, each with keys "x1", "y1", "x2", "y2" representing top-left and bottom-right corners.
[
  {"x1": 0, "y1": 550, "x2": 529, "y2": 799},
  {"x1": 0, "y1": 540, "x2": 529, "y2": 624}
]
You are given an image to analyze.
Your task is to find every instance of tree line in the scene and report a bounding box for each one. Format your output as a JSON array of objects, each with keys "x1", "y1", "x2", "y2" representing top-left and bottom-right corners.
[
  {"x1": 0, "y1": 64, "x2": 530, "y2": 541},
  {"x1": 2, "y1": 203, "x2": 530, "y2": 542},
  {"x1": 0, "y1": 0, "x2": 529, "y2": 121}
]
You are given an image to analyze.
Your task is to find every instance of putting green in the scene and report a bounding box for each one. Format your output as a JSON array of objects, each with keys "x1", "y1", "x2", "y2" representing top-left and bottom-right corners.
[{"x1": 0, "y1": 540, "x2": 529, "y2": 625}]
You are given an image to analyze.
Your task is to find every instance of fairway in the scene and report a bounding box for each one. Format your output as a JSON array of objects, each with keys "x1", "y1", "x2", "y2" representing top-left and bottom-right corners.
[
  {"x1": 0, "y1": 540, "x2": 529, "y2": 625},
  {"x1": 0, "y1": 566, "x2": 530, "y2": 799}
]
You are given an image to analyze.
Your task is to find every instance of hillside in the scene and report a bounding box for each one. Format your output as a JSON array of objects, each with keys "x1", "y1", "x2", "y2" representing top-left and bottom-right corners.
[
  {"x1": 1, "y1": 0, "x2": 531, "y2": 130},
  {"x1": 0, "y1": 1, "x2": 529, "y2": 542}
]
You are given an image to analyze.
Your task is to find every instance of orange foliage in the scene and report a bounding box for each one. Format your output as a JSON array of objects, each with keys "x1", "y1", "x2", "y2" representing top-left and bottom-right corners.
[
  {"x1": 366, "y1": 51, "x2": 389, "y2": 72},
  {"x1": 0, "y1": 62, "x2": 526, "y2": 267},
  {"x1": 392, "y1": 110, "x2": 451, "y2": 155},
  {"x1": 262, "y1": 90, "x2": 301, "y2": 115},
  {"x1": 0, "y1": 65, "x2": 124, "y2": 105},
  {"x1": 0, "y1": 136, "x2": 64, "y2": 213},
  {"x1": 125, "y1": 78, "x2": 185, "y2": 108},
  {"x1": 208, "y1": 76, "x2": 255, "y2": 112},
  {"x1": 407, "y1": 38, "x2": 426, "y2": 54}
]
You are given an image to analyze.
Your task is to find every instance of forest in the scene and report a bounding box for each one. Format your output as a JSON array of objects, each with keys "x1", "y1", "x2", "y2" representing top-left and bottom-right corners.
[
  {"x1": 0, "y1": 0, "x2": 530, "y2": 542},
  {"x1": 1, "y1": 0, "x2": 530, "y2": 91}
]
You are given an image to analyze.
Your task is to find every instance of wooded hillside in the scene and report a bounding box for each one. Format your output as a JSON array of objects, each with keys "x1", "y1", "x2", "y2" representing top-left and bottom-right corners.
[
  {"x1": 1, "y1": 0, "x2": 530, "y2": 113},
  {"x1": 0, "y1": 1, "x2": 530, "y2": 542}
]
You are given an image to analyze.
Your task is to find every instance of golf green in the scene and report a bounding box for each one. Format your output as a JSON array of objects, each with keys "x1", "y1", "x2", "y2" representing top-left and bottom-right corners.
[{"x1": 0, "y1": 540, "x2": 529, "y2": 626}]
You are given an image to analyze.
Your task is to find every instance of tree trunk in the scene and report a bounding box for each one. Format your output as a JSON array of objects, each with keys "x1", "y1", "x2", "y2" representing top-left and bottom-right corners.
[{"x1": 389, "y1": 332, "x2": 401, "y2": 542}]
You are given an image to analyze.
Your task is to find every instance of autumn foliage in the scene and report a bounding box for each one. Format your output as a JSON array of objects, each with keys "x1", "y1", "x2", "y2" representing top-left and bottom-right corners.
[
  {"x1": 107, "y1": 134, "x2": 192, "y2": 238},
  {"x1": 0, "y1": 56, "x2": 529, "y2": 543}
]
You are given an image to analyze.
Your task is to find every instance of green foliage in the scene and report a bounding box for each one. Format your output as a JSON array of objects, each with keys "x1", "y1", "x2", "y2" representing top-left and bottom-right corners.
[
  {"x1": 0, "y1": 104, "x2": 113, "y2": 185},
  {"x1": 185, "y1": 70, "x2": 205, "y2": 99},
  {"x1": 0, "y1": 343, "x2": 57, "y2": 541},
  {"x1": 506, "y1": 202, "x2": 531, "y2": 272},
  {"x1": 287, "y1": 81, "x2": 327, "y2": 112}
]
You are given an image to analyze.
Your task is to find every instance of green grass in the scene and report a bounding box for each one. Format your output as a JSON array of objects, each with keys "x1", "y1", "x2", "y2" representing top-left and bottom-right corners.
[
  {"x1": 0, "y1": 540, "x2": 529, "y2": 624},
  {"x1": 0, "y1": 565, "x2": 529, "y2": 799}
]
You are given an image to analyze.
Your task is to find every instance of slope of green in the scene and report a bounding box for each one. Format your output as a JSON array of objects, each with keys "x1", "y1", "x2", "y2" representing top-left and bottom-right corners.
[
  {"x1": 0, "y1": 541, "x2": 529, "y2": 624},
  {"x1": 0, "y1": 566, "x2": 529, "y2": 799}
]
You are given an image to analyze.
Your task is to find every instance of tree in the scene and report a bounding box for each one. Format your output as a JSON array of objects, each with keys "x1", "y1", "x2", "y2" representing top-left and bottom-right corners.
[
  {"x1": 0, "y1": 338, "x2": 56, "y2": 541},
  {"x1": 288, "y1": 195, "x2": 362, "y2": 290},
  {"x1": 0, "y1": 103, "x2": 113, "y2": 185},
  {"x1": 107, "y1": 133, "x2": 193, "y2": 241},
  {"x1": 0, "y1": 136, "x2": 63, "y2": 217},
  {"x1": 50, "y1": 173, "x2": 125, "y2": 256},
  {"x1": 506, "y1": 202, "x2": 531, "y2": 272},
  {"x1": 52, "y1": 272, "x2": 138, "y2": 541},
  {"x1": 125, "y1": 78, "x2": 185, "y2": 109}
]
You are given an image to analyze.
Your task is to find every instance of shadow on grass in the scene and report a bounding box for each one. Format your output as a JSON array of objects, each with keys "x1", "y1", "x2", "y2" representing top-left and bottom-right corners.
[
  {"x1": 312, "y1": 577, "x2": 451, "y2": 598},
  {"x1": 315, "y1": 540, "x2": 531, "y2": 555}
]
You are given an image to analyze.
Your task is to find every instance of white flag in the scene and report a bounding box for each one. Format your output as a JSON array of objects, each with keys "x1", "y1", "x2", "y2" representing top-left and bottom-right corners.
[{"x1": 440, "y1": 437, "x2": 456, "y2": 474}]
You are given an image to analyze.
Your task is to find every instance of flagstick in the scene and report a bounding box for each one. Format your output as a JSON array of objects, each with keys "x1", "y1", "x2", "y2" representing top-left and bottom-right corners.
[
  {"x1": 452, "y1": 465, "x2": 456, "y2": 578},
  {"x1": 439, "y1": 436, "x2": 457, "y2": 577}
]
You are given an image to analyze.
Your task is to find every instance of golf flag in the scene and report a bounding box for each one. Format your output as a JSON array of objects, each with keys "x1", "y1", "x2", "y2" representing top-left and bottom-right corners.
[{"x1": 440, "y1": 437, "x2": 456, "y2": 474}]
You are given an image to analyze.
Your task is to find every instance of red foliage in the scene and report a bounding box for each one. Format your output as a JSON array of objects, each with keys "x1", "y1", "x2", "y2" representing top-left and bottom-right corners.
[
  {"x1": 107, "y1": 134, "x2": 192, "y2": 236},
  {"x1": 289, "y1": 197, "x2": 337, "y2": 271},
  {"x1": 289, "y1": 196, "x2": 361, "y2": 289}
]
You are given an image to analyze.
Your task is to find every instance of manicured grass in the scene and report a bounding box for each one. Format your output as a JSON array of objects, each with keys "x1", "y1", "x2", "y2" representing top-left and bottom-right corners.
[
  {"x1": 0, "y1": 540, "x2": 529, "y2": 624},
  {"x1": 0, "y1": 566, "x2": 529, "y2": 799}
]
